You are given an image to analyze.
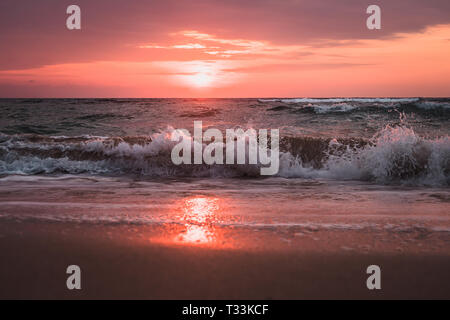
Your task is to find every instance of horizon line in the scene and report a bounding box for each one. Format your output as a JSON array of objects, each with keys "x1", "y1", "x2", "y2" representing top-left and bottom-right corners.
[{"x1": 0, "y1": 96, "x2": 448, "y2": 99}]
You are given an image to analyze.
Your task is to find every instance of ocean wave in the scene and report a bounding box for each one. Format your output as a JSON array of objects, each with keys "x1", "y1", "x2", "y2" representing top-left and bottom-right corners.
[
  {"x1": 259, "y1": 98, "x2": 420, "y2": 104},
  {"x1": 279, "y1": 126, "x2": 449, "y2": 186},
  {"x1": 259, "y1": 98, "x2": 450, "y2": 113},
  {"x1": 413, "y1": 101, "x2": 450, "y2": 110},
  {"x1": 0, "y1": 125, "x2": 448, "y2": 186},
  {"x1": 309, "y1": 103, "x2": 357, "y2": 114}
]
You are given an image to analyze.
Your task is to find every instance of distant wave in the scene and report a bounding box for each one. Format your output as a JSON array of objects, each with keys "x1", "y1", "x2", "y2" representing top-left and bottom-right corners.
[
  {"x1": 414, "y1": 101, "x2": 450, "y2": 110},
  {"x1": 0, "y1": 123, "x2": 448, "y2": 186},
  {"x1": 259, "y1": 98, "x2": 450, "y2": 114},
  {"x1": 308, "y1": 103, "x2": 357, "y2": 114},
  {"x1": 259, "y1": 98, "x2": 420, "y2": 104}
]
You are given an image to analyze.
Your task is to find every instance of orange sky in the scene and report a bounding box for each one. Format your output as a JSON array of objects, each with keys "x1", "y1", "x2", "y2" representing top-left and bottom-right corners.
[{"x1": 0, "y1": 1, "x2": 449, "y2": 97}]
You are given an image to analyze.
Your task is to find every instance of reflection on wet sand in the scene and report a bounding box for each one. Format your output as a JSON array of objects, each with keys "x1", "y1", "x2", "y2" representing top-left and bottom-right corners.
[
  {"x1": 149, "y1": 196, "x2": 232, "y2": 247},
  {"x1": 176, "y1": 197, "x2": 220, "y2": 244}
]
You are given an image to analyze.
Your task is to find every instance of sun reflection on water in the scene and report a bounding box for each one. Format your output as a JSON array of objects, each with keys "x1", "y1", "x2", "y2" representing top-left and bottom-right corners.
[
  {"x1": 148, "y1": 195, "x2": 238, "y2": 248},
  {"x1": 176, "y1": 197, "x2": 220, "y2": 245}
]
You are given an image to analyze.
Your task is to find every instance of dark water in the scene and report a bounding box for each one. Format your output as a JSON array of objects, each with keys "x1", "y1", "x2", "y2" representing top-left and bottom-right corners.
[
  {"x1": 0, "y1": 98, "x2": 449, "y2": 186},
  {"x1": 0, "y1": 98, "x2": 449, "y2": 137}
]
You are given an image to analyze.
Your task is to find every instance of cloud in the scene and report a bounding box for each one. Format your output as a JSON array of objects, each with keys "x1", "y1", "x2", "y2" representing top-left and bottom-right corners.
[
  {"x1": 180, "y1": 31, "x2": 265, "y2": 48},
  {"x1": 140, "y1": 43, "x2": 207, "y2": 49},
  {"x1": 0, "y1": 1, "x2": 449, "y2": 97},
  {"x1": 1, "y1": 0, "x2": 449, "y2": 70},
  {"x1": 222, "y1": 63, "x2": 375, "y2": 73},
  {"x1": 138, "y1": 31, "x2": 269, "y2": 58}
]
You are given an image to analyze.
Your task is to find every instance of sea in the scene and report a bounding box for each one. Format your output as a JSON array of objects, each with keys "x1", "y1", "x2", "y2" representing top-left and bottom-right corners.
[{"x1": 0, "y1": 98, "x2": 449, "y2": 246}]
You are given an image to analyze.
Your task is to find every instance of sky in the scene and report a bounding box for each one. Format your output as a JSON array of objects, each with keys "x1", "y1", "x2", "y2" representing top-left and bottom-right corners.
[{"x1": 0, "y1": 0, "x2": 449, "y2": 98}]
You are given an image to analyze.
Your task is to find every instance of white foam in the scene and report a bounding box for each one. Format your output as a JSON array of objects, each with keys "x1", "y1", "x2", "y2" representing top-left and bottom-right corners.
[
  {"x1": 278, "y1": 125, "x2": 450, "y2": 186},
  {"x1": 309, "y1": 103, "x2": 357, "y2": 114},
  {"x1": 259, "y1": 98, "x2": 419, "y2": 104},
  {"x1": 0, "y1": 125, "x2": 449, "y2": 185}
]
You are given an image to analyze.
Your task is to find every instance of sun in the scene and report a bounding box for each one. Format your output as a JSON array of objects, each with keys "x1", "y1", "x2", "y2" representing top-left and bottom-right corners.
[
  {"x1": 176, "y1": 61, "x2": 219, "y2": 88},
  {"x1": 166, "y1": 60, "x2": 240, "y2": 90},
  {"x1": 188, "y1": 72, "x2": 215, "y2": 88}
]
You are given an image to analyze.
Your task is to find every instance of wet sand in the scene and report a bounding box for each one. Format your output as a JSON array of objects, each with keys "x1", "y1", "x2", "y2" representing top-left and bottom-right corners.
[
  {"x1": 1, "y1": 176, "x2": 449, "y2": 299},
  {"x1": 1, "y1": 221, "x2": 450, "y2": 300}
]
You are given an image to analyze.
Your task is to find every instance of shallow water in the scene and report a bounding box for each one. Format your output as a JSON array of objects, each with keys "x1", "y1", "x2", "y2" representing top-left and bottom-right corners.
[{"x1": 0, "y1": 175, "x2": 449, "y2": 245}]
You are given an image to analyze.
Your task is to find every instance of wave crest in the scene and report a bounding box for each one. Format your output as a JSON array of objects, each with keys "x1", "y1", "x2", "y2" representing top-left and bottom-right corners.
[
  {"x1": 0, "y1": 125, "x2": 448, "y2": 185},
  {"x1": 279, "y1": 125, "x2": 449, "y2": 186}
]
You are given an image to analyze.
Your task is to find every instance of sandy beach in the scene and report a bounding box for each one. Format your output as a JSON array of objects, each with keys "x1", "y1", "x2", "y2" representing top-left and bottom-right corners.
[
  {"x1": 1, "y1": 220, "x2": 450, "y2": 300},
  {"x1": 0, "y1": 175, "x2": 449, "y2": 299}
]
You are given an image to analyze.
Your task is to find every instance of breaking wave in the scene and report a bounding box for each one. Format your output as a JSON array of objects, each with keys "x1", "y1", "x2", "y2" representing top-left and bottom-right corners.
[
  {"x1": 279, "y1": 126, "x2": 449, "y2": 186},
  {"x1": 0, "y1": 124, "x2": 448, "y2": 186}
]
